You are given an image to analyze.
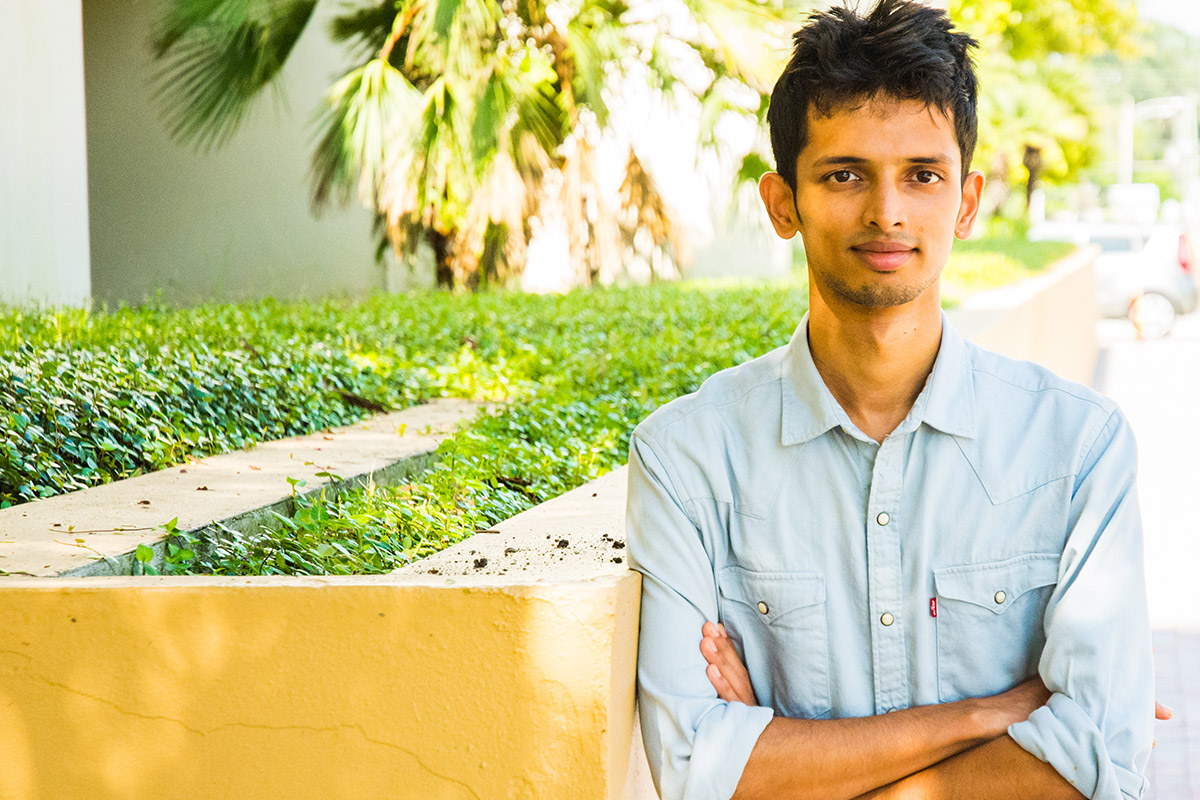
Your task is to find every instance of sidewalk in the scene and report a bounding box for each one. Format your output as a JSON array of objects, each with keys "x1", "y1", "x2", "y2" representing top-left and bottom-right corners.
[{"x1": 1094, "y1": 313, "x2": 1200, "y2": 799}]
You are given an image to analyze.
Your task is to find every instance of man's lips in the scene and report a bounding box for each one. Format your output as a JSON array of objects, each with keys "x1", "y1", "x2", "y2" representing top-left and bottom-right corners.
[
  {"x1": 851, "y1": 239, "x2": 917, "y2": 270},
  {"x1": 853, "y1": 240, "x2": 916, "y2": 253}
]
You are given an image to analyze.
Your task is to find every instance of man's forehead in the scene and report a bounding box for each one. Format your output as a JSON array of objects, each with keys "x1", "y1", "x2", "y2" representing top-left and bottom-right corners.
[
  {"x1": 808, "y1": 93, "x2": 955, "y2": 124},
  {"x1": 800, "y1": 97, "x2": 959, "y2": 163}
]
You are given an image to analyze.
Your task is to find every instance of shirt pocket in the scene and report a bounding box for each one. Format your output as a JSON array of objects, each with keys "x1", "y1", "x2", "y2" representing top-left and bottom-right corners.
[
  {"x1": 933, "y1": 553, "x2": 1060, "y2": 703},
  {"x1": 717, "y1": 566, "x2": 832, "y2": 719}
]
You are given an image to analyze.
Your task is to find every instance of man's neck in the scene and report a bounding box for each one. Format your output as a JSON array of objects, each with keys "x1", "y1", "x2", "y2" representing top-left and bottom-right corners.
[{"x1": 806, "y1": 283, "x2": 944, "y2": 444}]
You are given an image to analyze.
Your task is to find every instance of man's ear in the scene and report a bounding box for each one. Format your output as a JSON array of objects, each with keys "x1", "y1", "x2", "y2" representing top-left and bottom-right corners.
[
  {"x1": 955, "y1": 170, "x2": 986, "y2": 240},
  {"x1": 759, "y1": 172, "x2": 801, "y2": 240}
]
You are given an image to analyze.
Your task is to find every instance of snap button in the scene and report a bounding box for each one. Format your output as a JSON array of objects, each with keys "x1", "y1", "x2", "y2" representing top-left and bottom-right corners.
[
  {"x1": 757, "y1": 601, "x2": 769, "y2": 615},
  {"x1": 880, "y1": 612, "x2": 895, "y2": 626},
  {"x1": 994, "y1": 590, "x2": 1006, "y2": 605},
  {"x1": 876, "y1": 512, "x2": 890, "y2": 526}
]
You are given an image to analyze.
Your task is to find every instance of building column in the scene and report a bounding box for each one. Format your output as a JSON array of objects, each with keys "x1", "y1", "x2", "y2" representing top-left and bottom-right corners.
[{"x1": 0, "y1": 0, "x2": 92, "y2": 308}]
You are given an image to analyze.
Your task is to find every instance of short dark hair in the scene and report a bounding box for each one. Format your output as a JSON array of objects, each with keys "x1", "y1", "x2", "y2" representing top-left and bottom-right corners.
[{"x1": 767, "y1": 0, "x2": 979, "y2": 190}]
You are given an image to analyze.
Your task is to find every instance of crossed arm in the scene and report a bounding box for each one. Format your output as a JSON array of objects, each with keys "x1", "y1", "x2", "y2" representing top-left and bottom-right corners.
[{"x1": 699, "y1": 621, "x2": 1167, "y2": 800}]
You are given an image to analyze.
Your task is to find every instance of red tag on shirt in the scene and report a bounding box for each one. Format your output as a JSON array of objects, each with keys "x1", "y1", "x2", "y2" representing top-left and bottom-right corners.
[{"x1": 930, "y1": 597, "x2": 937, "y2": 618}]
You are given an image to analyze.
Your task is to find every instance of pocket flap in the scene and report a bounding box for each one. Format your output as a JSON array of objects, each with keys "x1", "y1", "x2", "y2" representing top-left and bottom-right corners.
[
  {"x1": 718, "y1": 566, "x2": 825, "y2": 626},
  {"x1": 934, "y1": 553, "x2": 1060, "y2": 614}
]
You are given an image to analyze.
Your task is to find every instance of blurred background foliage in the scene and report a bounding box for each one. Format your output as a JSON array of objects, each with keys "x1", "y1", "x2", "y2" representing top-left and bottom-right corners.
[
  {"x1": 153, "y1": 0, "x2": 795, "y2": 290},
  {"x1": 153, "y1": 0, "x2": 1189, "y2": 289}
]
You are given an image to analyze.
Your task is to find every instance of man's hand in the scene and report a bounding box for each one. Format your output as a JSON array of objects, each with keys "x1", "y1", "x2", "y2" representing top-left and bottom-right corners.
[{"x1": 700, "y1": 620, "x2": 758, "y2": 706}]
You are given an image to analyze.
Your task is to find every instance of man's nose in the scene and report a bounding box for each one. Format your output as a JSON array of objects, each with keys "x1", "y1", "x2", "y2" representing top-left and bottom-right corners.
[{"x1": 863, "y1": 182, "x2": 906, "y2": 229}]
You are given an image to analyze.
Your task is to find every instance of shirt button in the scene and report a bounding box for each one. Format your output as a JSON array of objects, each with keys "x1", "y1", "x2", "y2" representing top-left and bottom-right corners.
[
  {"x1": 876, "y1": 512, "x2": 890, "y2": 526},
  {"x1": 757, "y1": 601, "x2": 769, "y2": 615},
  {"x1": 994, "y1": 590, "x2": 1007, "y2": 605},
  {"x1": 880, "y1": 612, "x2": 895, "y2": 626}
]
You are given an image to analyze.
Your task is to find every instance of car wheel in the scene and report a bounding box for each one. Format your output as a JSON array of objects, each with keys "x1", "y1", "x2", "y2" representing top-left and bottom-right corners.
[{"x1": 1128, "y1": 292, "x2": 1176, "y2": 339}]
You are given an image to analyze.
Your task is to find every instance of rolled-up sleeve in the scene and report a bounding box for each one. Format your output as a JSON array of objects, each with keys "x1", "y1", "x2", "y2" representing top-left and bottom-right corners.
[
  {"x1": 1008, "y1": 410, "x2": 1154, "y2": 800},
  {"x1": 626, "y1": 432, "x2": 775, "y2": 800}
]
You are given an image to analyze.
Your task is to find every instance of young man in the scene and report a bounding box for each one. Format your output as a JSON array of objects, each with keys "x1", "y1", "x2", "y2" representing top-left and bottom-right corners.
[{"x1": 625, "y1": 2, "x2": 1155, "y2": 799}]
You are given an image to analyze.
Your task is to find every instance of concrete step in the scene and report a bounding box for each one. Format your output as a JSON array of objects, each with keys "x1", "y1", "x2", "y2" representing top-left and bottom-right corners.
[{"x1": 0, "y1": 398, "x2": 489, "y2": 577}]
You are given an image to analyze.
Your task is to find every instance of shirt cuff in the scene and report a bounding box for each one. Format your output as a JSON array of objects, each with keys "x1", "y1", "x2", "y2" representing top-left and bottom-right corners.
[
  {"x1": 671, "y1": 701, "x2": 775, "y2": 800},
  {"x1": 1008, "y1": 693, "x2": 1148, "y2": 800}
]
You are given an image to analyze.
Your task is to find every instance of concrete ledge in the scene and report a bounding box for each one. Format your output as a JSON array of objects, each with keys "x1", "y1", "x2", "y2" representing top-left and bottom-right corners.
[
  {"x1": 946, "y1": 246, "x2": 1099, "y2": 385},
  {"x1": 398, "y1": 467, "x2": 631, "y2": 580},
  {"x1": 0, "y1": 398, "x2": 487, "y2": 578}
]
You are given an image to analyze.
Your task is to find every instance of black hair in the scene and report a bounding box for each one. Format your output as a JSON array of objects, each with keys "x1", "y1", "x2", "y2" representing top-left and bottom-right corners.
[{"x1": 767, "y1": 0, "x2": 979, "y2": 190}]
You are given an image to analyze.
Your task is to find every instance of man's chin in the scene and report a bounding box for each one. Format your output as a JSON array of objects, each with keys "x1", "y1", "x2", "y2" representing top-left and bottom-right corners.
[{"x1": 825, "y1": 279, "x2": 934, "y2": 309}]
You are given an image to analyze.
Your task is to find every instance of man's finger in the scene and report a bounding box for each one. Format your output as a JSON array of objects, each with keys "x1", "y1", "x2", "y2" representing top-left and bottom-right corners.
[
  {"x1": 706, "y1": 663, "x2": 739, "y2": 703},
  {"x1": 701, "y1": 640, "x2": 745, "y2": 704},
  {"x1": 1155, "y1": 701, "x2": 1173, "y2": 721},
  {"x1": 701, "y1": 628, "x2": 758, "y2": 706}
]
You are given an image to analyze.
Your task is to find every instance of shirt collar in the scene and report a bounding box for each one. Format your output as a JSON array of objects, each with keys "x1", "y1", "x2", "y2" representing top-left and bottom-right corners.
[{"x1": 780, "y1": 312, "x2": 976, "y2": 446}]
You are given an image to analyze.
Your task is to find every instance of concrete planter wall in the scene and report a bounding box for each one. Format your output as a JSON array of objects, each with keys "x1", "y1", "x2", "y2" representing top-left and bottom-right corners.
[{"x1": 0, "y1": 250, "x2": 1097, "y2": 800}]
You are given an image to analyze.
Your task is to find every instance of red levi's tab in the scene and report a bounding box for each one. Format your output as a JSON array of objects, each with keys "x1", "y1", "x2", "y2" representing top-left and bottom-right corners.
[{"x1": 930, "y1": 597, "x2": 937, "y2": 618}]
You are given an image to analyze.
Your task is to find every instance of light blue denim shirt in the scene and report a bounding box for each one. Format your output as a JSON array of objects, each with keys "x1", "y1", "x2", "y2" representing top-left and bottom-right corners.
[{"x1": 626, "y1": 313, "x2": 1154, "y2": 800}]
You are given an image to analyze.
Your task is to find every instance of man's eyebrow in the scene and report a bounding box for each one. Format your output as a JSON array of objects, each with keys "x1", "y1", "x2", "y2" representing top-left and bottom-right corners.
[
  {"x1": 810, "y1": 154, "x2": 955, "y2": 168},
  {"x1": 907, "y1": 155, "x2": 954, "y2": 166},
  {"x1": 812, "y1": 156, "x2": 869, "y2": 168}
]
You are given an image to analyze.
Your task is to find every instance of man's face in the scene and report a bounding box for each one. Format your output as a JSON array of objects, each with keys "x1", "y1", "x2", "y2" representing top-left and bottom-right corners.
[{"x1": 780, "y1": 97, "x2": 981, "y2": 310}]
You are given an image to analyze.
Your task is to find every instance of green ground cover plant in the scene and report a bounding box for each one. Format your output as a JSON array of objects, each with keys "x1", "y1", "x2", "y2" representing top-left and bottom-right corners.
[
  {"x1": 1, "y1": 235, "x2": 1075, "y2": 574},
  {"x1": 164, "y1": 280, "x2": 806, "y2": 574}
]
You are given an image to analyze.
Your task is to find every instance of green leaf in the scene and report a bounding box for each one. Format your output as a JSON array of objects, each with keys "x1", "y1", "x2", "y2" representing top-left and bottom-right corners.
[
  {"x1": 310, "y1": 59, "x2": 420, "y2": 210},
  {"x1": 152, "y1": 0, "x2": 319, "y2": 149},
  {"x1": 135, "y1": 544, "x2": 155, "y2": 564}
]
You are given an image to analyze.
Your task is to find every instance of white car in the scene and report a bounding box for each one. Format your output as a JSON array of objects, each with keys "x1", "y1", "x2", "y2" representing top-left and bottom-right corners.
[{"x1": 1031, "y1": 223, "x2": 1198, "y2": 339}]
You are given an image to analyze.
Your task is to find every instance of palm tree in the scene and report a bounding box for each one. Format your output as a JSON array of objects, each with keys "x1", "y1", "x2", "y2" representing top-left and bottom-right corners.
[
  {"x1": 973, "y1": 50, "x2": 1093, "y2": 221},
  {"x1": 152, "y1": 0, "x2": 792, "y2": 289}
]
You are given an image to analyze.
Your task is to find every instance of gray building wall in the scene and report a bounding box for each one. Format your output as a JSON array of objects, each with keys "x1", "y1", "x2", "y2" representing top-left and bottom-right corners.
[
  {"x1": 82, "y1": 0, "x2": 381, "y2": 306},
  {"x1": 0, "y1": 0, "x2": 93, "y2": 308}
]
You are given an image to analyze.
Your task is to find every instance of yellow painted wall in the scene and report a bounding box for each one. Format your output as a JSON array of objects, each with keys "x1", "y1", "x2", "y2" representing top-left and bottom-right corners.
[{"x1": 0, "y1": 574, "x2": 640, "y2": 800}]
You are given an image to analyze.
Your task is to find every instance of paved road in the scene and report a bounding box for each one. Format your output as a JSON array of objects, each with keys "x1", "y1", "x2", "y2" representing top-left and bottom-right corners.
[{"x1": 1094, "y1": 310, "x2": 1200, "y2": 799}]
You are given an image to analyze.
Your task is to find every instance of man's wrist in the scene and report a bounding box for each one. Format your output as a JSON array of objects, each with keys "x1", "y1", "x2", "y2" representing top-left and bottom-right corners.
[{"x1": 962, "y1": 695, "x2": 1015, "y2": 745}]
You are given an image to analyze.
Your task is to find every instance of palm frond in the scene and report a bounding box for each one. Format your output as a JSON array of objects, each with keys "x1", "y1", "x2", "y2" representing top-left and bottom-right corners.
[
  {"x1": 618, "y1": 149, "x2": 688, "y2": 278},
  {"x1": 153, "y1": 0, "x2": 319, "y2": 149},
  {"x1": 562, "y1": 0, "x2": 628, "y2": 124},
  {"x1": 505, "y1": 55, "x2": 568, "y2": 159},
  {"x1": 470, "y1": 67, "x2": 507, "y2": 176},
  {"x1": 328, "y1": 0, "x2": 399, "y2": 59},
  {"x1": 734, "y1": 151, "x2": 772, "y2": 186},
  {"x1": 676, "y1": 0, "x2": 791, "y2": 92},
  {"x1": 310, "y1": 58, "x2": 420, "y2": 211}
]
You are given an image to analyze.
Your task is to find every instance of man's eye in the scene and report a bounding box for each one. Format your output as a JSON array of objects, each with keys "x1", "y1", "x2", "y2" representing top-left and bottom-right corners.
[
  {"x1": 828, "y1": 170, "x2": 858, "y2": 183},
  {"x1": 914, "y1": 170, "x2": 942, "y2": 184}
]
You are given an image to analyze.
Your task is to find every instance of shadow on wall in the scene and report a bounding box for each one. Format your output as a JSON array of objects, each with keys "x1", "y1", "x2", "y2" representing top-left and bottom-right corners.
[{"x1": 0, "y1": 575, "x2": 639, "y2": 799}]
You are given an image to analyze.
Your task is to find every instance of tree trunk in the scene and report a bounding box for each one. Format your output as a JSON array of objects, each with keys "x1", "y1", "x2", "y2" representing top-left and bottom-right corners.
[
  {"x1": 427, "y1": 228, "x2": 454, "y2": 289},
  {"x1": 1022, "y1": 145, "x2": 1043, "y2": 212}
]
